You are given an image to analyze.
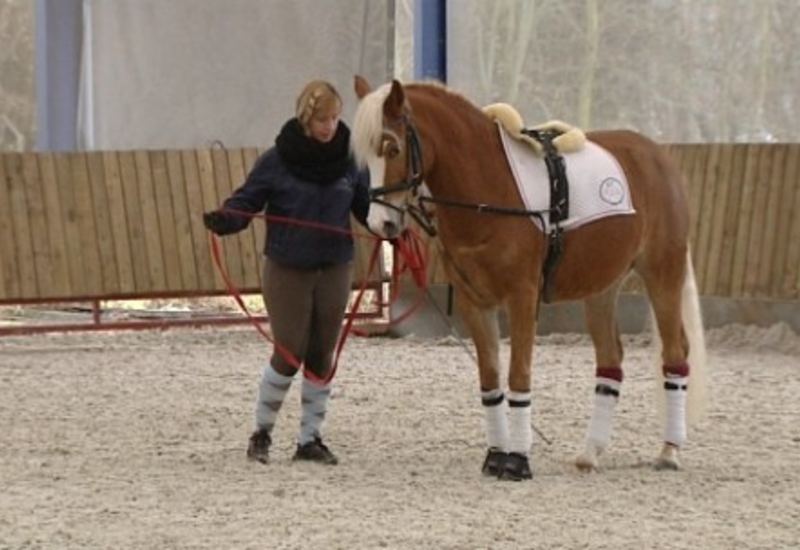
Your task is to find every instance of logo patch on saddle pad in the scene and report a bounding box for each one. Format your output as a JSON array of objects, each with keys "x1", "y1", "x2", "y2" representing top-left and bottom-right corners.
[{"x1": 496, "y1": 124, "x2": 635, "y2": 232}]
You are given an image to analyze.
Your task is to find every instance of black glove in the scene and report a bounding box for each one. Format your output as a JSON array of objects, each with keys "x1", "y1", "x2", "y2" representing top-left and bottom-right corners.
[{"x1": 203, "y1": 210, "x2": 233, "y2": 236}]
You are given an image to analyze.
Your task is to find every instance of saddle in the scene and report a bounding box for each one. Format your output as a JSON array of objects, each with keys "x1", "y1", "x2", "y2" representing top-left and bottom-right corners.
[
  {"x1": 482, "y1": 103, "x2": 585, "y2": 303},
  {"x1": 482, "y1": 103, "x2": 586, "y2": 155}
]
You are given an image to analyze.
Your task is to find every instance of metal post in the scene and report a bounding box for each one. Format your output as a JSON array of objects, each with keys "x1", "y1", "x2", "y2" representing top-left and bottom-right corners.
[
  {"x1": 414, "y1": 0, "x2": 447, "y2": 82},
  {"x1": 34, "y1": 0, "x2": 82, "y2": 150}
]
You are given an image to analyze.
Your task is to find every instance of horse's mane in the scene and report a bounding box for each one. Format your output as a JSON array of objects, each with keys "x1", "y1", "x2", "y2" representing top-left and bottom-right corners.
[
  {"x1": 351, "y1": 83, "x2": 392, "y2": 168},
  {"x1": 404, "y1": 81, "x2": 487, "y2": 124},
  {"x1": 351, "y1": 81, "x2": 486, "y2": 168}
]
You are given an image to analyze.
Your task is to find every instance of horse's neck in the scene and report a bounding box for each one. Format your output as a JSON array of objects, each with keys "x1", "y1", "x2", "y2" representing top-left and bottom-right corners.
[
  {"x1": 419, "y1": 115, "x2": 510, "y2": 203},
  {"x1": 414, "y1": 107, "x2": 519, "y2": 243}
]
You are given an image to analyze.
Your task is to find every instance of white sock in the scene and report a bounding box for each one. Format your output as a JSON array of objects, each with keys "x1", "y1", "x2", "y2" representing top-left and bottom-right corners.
[
  {"x1": 663, "y1": 375, "x2": 688, "y2": 446},
  {"x1": 507, "y1": 390, "x2": 532, "y2": 456},
  {"x1": 254, "y1": 365, "x2": 293, "y2": 432},
  {"x1": 586, "y1": 377, "x2": 621, "y2": 450},
  {"x1": 481, "y1": 388, "x2": 508, "y2": 451},
  {"x1": 298, "y1": 376, "x2": 331, "y2": 445}
]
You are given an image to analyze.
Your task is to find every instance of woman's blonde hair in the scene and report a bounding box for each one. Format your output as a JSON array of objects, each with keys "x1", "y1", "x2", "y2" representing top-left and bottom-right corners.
[{"x1": 295, "y1": 80, "x2": 342, "y2": 127}]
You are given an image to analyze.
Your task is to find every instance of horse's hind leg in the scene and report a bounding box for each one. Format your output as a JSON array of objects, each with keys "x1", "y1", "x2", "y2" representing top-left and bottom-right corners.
[
  {"x1": 576, "y1": 280, "x2": 625, "y2": 471},
  {"x1": 639, "y1": 255, "x2": 691, "y2": 471}
]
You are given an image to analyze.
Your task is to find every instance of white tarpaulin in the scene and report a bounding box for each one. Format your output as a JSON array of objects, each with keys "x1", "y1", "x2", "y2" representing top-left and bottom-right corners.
[{"x1": 78, "y1": 0, "x2": 392, "y2": 150}]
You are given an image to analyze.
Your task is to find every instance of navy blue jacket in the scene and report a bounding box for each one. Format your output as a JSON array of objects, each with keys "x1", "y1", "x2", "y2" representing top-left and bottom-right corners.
[{"x1": 221, "y1": 148, "x2": 371, "y2": 269}]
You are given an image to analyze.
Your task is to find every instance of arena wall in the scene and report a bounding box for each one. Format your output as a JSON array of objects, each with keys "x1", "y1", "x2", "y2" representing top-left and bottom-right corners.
[{"x1": 1, "y1": 144, "x2": 798, "y2": 333}]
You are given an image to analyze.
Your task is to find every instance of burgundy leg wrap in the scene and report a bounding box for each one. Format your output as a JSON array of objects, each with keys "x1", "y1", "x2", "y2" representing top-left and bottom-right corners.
[
  {"x1": 596, "y1": 366, "x2": 623, "y2": 382},
  {"x1": 663, "y1": 362, "x2": 690, "y2": 378}
]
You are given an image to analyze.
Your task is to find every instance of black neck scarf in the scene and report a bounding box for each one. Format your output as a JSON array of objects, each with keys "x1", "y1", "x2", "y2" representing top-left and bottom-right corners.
[{"x1": 275, "y1": 118, "x2": 351, "y2": 184}]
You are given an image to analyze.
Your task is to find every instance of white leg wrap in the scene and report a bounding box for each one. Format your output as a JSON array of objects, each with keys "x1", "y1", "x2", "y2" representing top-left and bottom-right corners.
[
  {"x1": 298, "y1": 377, "x2": 331, "y2": 445},
  {"x1": 481, "y1": 388, "x2": 508, "y2": 450},
  {"x1": 585, "y1": 377, "x2": 621, "y2": 451},
  {"x1": 663, "y1": 375, "x2": 688, "y2": 446},
  {"x1": 254, "y1": 365, "x2": 294, "y2": 432},
  {"x1": 507, "y1": 390, "x2": 532, "y2": 456}
]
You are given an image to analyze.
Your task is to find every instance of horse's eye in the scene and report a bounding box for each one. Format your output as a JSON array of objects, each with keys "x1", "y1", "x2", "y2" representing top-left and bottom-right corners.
[{"x1": 385, "y1": 143, "x2": 401, "y2": 159}]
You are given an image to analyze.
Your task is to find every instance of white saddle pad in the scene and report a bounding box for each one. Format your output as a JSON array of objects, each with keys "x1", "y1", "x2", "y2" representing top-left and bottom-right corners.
[{"x1": 497, "y1": 124, "x2": 635, "y2": 232}]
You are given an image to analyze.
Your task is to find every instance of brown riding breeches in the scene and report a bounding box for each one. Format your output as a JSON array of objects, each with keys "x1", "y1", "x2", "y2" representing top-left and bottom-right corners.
[{"x1": 261, "y1": 258, "x2": 352, "y2": 377}]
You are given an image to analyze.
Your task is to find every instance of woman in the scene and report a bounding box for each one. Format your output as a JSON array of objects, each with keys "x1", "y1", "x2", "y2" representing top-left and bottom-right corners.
[{"x1": 203, "y1": 79, "x2": 370, "y2": 465}]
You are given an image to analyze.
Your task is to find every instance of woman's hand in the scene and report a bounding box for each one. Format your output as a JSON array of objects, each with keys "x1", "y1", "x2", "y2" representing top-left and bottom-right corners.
[{"x1": 202, "y1": 210, "x2": 234, "y2": 235}]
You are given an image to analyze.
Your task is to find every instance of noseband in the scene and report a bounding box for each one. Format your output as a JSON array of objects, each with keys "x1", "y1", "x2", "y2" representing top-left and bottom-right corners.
[{"x1": 368, "y1": 119, "x2": 438, "y2": 236}]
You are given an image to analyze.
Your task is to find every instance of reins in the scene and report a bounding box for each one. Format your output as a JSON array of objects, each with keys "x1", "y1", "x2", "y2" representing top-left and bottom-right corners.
[
  {"x1": 413, "y1": 195, "x2": 554, "y2": 308},
  {"x1": 418, "y1": 194, "x2": 550, "y2": 227}
]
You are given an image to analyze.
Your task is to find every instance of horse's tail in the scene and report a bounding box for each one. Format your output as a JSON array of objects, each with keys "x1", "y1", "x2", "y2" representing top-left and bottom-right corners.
[
  {"x1": 652, "y1": 248, "x2": 709, "y2": 425},
  {"x1": 681, "y1": 250, "x2": 709, "y2": 423}
]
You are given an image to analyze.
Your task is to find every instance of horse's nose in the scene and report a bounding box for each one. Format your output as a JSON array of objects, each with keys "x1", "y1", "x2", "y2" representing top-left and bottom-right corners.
[{"x1": 383, "y1": 221, "x2": 400, "y2": 239}]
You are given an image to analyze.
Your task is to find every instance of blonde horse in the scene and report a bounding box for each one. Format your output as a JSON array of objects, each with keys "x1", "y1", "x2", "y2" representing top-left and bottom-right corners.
[{"x1": 352, "y1": 76, "x2": 707, "y2": 480}]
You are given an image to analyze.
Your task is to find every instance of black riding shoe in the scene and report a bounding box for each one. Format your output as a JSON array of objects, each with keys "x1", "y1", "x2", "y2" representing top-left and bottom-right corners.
[
  {"x1": 246, "y1": 429, "x2": 271, "y2": 464},
  {"x1": 292, "y1": 437, "x2": 338, "y2": 465}
]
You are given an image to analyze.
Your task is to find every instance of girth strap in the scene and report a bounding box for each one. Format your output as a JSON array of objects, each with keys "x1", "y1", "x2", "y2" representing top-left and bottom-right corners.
[{"x1": 521, "y1": 128, "x2": 569, "y2": 303}]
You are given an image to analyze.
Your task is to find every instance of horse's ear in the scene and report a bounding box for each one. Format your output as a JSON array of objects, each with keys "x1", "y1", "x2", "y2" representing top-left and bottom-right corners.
[
  {"x1": 354, "y1": 75, "x2": 372, "y2": 99},
  {"x1": 384, "y1": 79, "x2": 406, "y2": 119}
]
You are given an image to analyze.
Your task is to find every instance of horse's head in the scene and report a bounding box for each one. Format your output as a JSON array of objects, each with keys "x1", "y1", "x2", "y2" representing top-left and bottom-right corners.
[{"x1": 352, "y1": 76, "x2": 428, "y2": 239}]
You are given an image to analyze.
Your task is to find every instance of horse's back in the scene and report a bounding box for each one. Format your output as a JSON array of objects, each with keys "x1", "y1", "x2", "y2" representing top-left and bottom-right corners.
[
  {"x1": 587, "y1": 129, "x2": 674, "y2": 174},
  {"x1": 587, "y1": 128, "x2": 690, "y2": 241}
]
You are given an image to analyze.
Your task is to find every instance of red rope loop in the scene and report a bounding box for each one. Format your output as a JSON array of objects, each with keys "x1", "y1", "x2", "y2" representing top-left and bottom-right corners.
[{"x1": 208, "y1": 210, "x2": 432, "y2": 384}]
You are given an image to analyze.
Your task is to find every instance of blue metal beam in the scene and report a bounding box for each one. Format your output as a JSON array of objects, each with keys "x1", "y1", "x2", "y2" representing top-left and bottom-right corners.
[
  {"x1": 413, "y1": 0, "x2": 446, "y2": 82},
  {"x1": 34, "y1": 0, "x2": 82, "y2": 150}
]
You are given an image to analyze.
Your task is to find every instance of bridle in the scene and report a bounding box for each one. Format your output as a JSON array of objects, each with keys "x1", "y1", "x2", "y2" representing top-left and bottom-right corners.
[{"x1": 368, "y1": 118, "x2": 438, "y2": 237}]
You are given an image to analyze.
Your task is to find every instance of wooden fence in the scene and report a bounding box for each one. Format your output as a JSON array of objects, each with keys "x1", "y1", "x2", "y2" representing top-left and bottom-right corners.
[
  {"x1": 666, "y1": 144, "x2": 800, "y2": 300},
  {"x1": 1, "y1": 143, "x2": 798, "y2": 316},
  {"x1": 0, "y1": 148, "x2": 384, "y2": 306}
]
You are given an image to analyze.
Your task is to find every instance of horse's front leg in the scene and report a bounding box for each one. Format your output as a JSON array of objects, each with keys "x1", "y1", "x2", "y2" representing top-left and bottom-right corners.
[
  {"x1": 453, "y1": 298, "x2": 507, "y2": 477},
  {"x1": 501, "y1": 287, "x2": 539, "y2": 481}
]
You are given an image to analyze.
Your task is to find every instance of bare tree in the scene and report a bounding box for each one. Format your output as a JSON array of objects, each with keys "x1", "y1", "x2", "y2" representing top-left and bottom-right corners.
[
  {"x1": 445, "y1": 0, "x2": 800, "y2": 142},
  {"x1": 0, "y1": 0, "x2": 35, "y2": 151}
]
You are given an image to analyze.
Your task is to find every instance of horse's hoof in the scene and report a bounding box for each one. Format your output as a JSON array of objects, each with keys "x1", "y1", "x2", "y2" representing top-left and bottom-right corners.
[
  {"x1": 575, "y1": 445, "x2": 601, "y2": 472},
  {"x1": 654, "y1": 443, "x2": 681, "y2": 471},
  {"x1": 654, "y1": 458, "x2": 680, "y2": 471},
  {"x1": 481, "y1": 448, "x2": 508, "y2": 477},
  {"x1": 575, "y1": 454, "x2": 598, "y2": 473},
  {"x1": 498, "y1": 452, "x2": 532, "y2": 481}
]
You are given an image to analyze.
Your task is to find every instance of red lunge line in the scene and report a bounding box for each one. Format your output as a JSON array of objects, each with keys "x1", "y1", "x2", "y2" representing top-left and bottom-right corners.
[{"x1": 208, "y1": 210, "x2": 433, "y2": 383}]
